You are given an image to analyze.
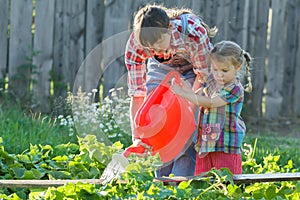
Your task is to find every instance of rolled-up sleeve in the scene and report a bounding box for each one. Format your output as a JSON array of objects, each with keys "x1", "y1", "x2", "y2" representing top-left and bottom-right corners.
[{"x1": 125, "y1": 33, "x2": 149, "y2": 97}]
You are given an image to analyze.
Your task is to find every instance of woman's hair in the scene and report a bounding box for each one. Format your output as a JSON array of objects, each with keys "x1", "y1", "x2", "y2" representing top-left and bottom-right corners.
[
  {"x1": 210, "y1": 41, "x2": 252, "y2": 92},
  {"x1": 133, "y1": 4, "x2": 218, "y2": 47}
]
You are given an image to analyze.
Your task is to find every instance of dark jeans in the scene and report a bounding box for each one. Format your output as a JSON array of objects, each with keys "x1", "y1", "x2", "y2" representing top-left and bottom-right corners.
[{"x1": 155, "y1": 142, "x2": 196, "y2": 177}]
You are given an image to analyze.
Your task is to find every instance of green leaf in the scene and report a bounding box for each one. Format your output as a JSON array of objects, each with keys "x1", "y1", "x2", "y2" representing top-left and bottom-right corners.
[
  {"x1": 23, "y1": 168, "x2": 43, "y2": 179},
  {"x1": 29, "y1": 190, "x2": 47, "y2": 200},
  {"x1": 245, "y1": 183, "x2": 263, "y2": 193},
  {"x1": 177, "y1": 181, "x2": 190, "y2": 189},
  {"x1": 296, "y1": 182, "x2": 300, "y2": 193},
  {"x1": 11, "y1": 167, "x2": 43, "y2": 179},
  {"x1": 0, "y1": 149, "x2": 16, "y2": 163},
  {"x1": 265, "y1": 185, "x2": 277, "y2": 199},
  {"x1": 48, "y1": 171, "x2": 71, "y2": 179},
  {"x1": 147, "y1": 184, "x2": 159, "y2": 196},
  {"x1": 17, "y1": 154, "x2": 32, "y2": 164},
  {"x1": 11, "y1": 167, "x2": 26, "y2": 178},
  {"x1": 54, "y1": 143, "x2": 79, "y2": 156},
  {"x1": 45, "y1": 188, "x2": 64, "y2": 200},
  {"x1": 52, "y1": 155, "x2": 68, "y2": 162}
]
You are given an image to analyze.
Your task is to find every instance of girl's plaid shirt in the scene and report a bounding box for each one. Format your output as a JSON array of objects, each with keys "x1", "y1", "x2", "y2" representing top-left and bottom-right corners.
[
  {"x1": 196, "y1": 77, "x2": 246, "y2": 154},
  {"x1": 125, "y1": 13, "x2": 213, "y2": 97}
]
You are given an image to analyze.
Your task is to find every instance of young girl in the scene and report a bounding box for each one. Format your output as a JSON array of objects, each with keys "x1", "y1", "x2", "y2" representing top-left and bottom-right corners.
[{"x1": 171, "y1": 40, "x2": 252, "y2": 175}]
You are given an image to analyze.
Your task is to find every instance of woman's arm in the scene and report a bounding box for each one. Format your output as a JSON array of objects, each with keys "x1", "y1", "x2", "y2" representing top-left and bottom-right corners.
[{"x1": 125, "y1": 33, "x2": 150, "y2": 97}]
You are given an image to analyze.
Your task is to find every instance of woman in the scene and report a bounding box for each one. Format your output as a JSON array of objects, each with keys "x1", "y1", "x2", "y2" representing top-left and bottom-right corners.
[{"x1": 125, "y1": 4, "x2": 217, "y2": 177}]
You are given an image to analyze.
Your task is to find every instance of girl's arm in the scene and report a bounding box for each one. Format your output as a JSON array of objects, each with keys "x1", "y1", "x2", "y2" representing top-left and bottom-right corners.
[
  {"x1": 171, "y1": 82, "x2": 227, "y2": 108},
  {"x1": 192, "y1": 74, "x2": 205, "y2": 93}
]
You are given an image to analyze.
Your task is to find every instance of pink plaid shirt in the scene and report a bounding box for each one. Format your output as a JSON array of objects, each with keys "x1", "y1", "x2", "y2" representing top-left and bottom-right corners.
[{"x1": 125, "y1": 13, "x2": 213, "y2": 97}]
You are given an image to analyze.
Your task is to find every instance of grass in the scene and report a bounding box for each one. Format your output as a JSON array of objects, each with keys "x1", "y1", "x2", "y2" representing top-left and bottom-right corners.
[
  {"x1": 0, "y1": 104, "x2": 77, "y2": 154},
  {"x1": 244, "y1": 130, "x2": 300, "y2": 170},
  {"x1": 0, "y1": 99, "x2": 299, "y2": 171}
]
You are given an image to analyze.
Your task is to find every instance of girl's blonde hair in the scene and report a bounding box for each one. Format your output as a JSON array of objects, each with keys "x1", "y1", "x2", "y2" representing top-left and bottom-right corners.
[
  {"x1": 133, "y1": 4, "x2": 217, "y2": 47},
  {"x1": 210, "y1": 41, "x2": 252, "y2": 92}
]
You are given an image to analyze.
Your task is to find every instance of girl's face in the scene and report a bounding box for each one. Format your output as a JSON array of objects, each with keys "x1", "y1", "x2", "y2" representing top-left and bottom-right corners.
[{"x1": 210, "y1": 58, "x2": 240, "y2": 85}]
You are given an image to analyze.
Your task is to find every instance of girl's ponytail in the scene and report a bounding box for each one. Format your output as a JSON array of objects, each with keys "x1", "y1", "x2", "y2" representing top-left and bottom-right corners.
[{"x1": 242, "y1": 50, "x2": 252, "y2": 93}]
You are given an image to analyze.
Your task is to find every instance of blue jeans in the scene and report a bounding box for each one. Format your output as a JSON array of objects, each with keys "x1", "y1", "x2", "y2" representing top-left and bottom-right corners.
[
  {"x1": 155, "y1": 142, "x2": 196, "y2": 177},
  {"x1": 146, "y1": 58, "x2": 197, "y2": 177}
]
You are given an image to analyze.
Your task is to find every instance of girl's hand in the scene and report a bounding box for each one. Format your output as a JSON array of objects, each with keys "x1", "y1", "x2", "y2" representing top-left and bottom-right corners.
[
  {"x1": 193, "y1": 68, "x2": 208, "y2": 83},
  {"x1": 193, "y1": 74, "x2": 205, "y2": 91},
  {"x1": 170, "y1": 84, "x2": 182, "y2": 95},
  {"x1": 170, "y1": 79, "x2": 191, "y2": 96}
]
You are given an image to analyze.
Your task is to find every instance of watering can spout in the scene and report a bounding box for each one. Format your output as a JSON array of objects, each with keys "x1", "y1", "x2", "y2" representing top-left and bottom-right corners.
[{"x1": 123, "y1": 145, "x2": 147, "y2": 158}]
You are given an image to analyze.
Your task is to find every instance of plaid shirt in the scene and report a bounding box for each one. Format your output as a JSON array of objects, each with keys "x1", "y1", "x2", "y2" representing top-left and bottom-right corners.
[
  {"x1": 196, "y1": 76, "x2": 245, "y2": 154},
  {"x1": 125, "y1": 14, "x2": 212, "y2": 97}
]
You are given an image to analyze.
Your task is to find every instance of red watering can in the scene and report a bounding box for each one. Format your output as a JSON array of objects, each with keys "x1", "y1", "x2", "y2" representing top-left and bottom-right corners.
[
  {"x1": 100, "y1": 71, "x2": 196, "y2": 183},
  {"x1": 125, "y1": 70, "x2": 196, "y2": 162}
]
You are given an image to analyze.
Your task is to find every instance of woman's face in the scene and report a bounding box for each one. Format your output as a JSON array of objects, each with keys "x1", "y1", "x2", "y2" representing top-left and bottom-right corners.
[{"x1": 149, "y1": 32, "x2": 172, "y2": 56}]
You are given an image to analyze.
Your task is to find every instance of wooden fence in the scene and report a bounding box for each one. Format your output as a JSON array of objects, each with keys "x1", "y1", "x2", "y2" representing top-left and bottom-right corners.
[{"x1": 0, "y1": 0, "x2": 299, "y2": 120}]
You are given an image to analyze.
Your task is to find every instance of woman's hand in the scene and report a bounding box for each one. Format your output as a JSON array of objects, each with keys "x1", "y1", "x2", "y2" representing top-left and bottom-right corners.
[{"x1": 132, "y1": 138, "x2": 152, "y2": 157}]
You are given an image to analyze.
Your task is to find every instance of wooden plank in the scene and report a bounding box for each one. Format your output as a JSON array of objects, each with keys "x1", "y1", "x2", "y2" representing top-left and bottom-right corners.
[
  {"x1": 232, "y1": 173, "x2": 300, "y2": 184},
  {"x1": 74, "y1": 0, "x2": 104, "y2": 94},
  {"x1": 154, "y1": 172, "x2": 300, "y2": 184},
  {"x1": 62, "y1": 0, "x2": 71, "y2": 93},
  {"x1": 32, "y1": 0, "x2": 55, "y2": 113},
  {"x1": 8, "y1": 0, "x2": 32, "y2": 99},
  {"x1": 243, "y1": 0, "x2": 269, "y2": 119},
  {"x1": 228, "y1": 0, "x2": 245, "y2": 43},
  {"x1": 102, "y1": 0, "x2": 131, "y2": 97},
  {"x1": 0, "y1": 0, "x2": 8, "y2": 86},
  {"x1": 191, "y1": 0, "x2": 202, "y2": 16},
  {"x1": 68, "y1": 1, "x2": 86, "y2": 92},
  {"x1": 85, "y1": 0, "x2": 104, "y2": 54},
  {"x1": 265, "y1": 0, "x2": 287, "y2": 119},
  {"x1": 215, "y1": 0, "x2": 231, "y2": 41},
  {"x1": 52, "y1": 0, "x2": 66, "y2": 99},
  {"x1": 0, "y1": 179, "x2": 104, "y2": 188},
  {"x1": 282, "y1": 0, "x2": 298, "y2": 116},
  {"x1": 204, "y1": 0, "x2": 215, "y2": 26},
  {"x1": 0, "y1": 173, "x2": 299, "y2": 188},
  {"x1": 55, "y1": 0, "x2": 85, "y2": 95},
  {"x1": 294, "y1": 0, "x2": 300, "y2": 116}
]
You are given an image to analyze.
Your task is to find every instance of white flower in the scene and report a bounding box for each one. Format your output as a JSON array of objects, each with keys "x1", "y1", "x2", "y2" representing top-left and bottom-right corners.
[{"x1": 99, "y1": 123, "x2": 104, "y2": 129}]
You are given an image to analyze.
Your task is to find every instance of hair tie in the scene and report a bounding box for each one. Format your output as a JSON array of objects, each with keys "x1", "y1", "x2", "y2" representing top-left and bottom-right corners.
[{"x1": 240, "y1": 50, "x2": 245, "y2": 57}]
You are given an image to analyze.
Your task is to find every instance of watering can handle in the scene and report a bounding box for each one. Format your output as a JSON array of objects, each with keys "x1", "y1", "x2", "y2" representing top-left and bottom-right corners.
[
  {"x1": 160, "y1": 70, "x2": 181, "y2": 86},
  {"x1": 123, "y1": 145, "x2": 146, "y2": 158}
]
